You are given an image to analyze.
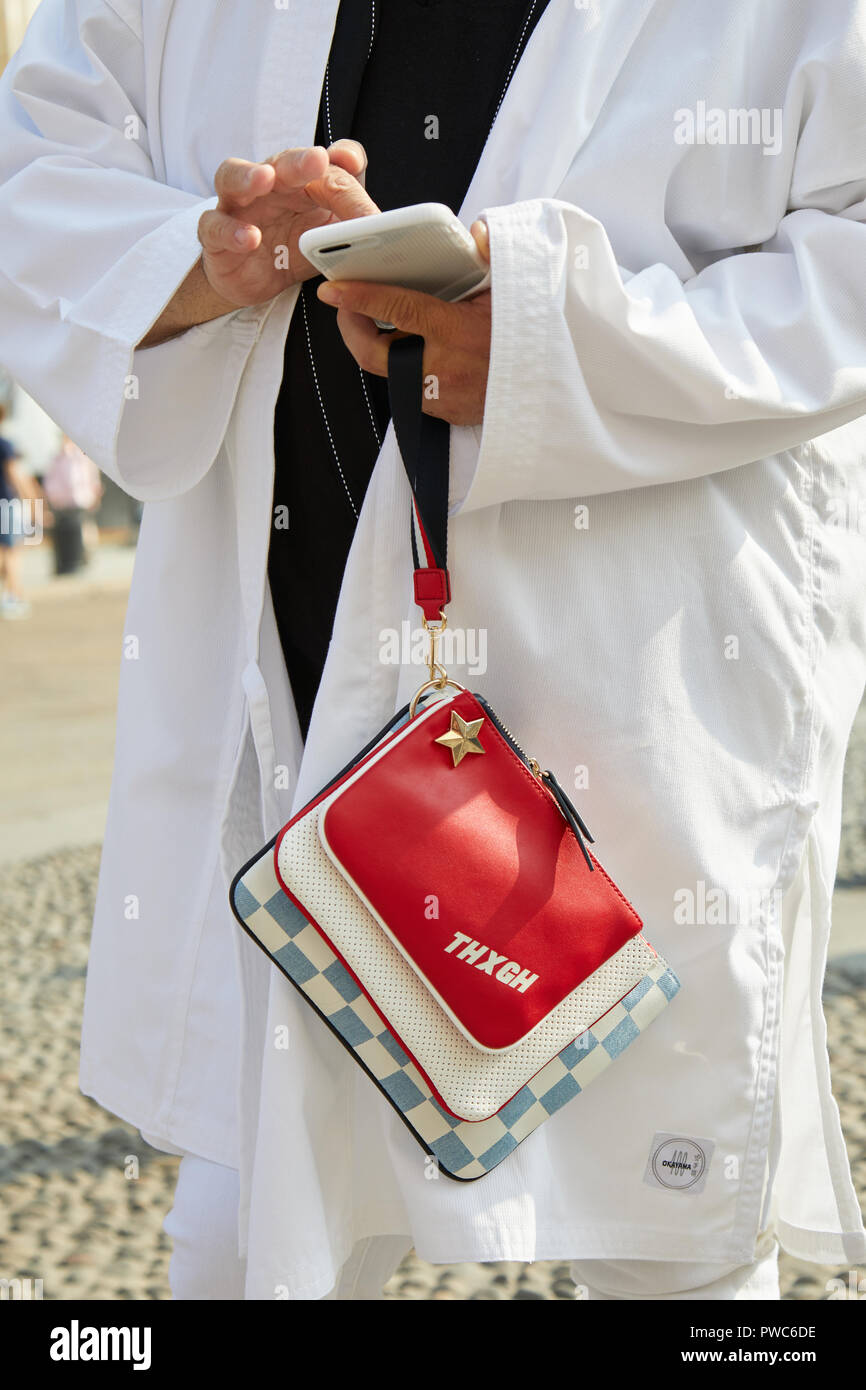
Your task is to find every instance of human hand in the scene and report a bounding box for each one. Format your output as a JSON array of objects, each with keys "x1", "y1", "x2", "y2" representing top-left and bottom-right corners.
[
  {"x1": 317, "y1": 221, "x2": 492, "y2": 427},
  {"x1": 197, "y1": 140, "x2": 379, "y2": 308}
]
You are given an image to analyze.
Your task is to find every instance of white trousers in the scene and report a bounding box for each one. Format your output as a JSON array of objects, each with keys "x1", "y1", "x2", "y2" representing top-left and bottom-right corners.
[
  {"x1": 162, "y1": 1153, "x2": 413, "y2": 1300},
  {"x1": 160, "y1": 1151, "x2": 780, "y2": 1300}
]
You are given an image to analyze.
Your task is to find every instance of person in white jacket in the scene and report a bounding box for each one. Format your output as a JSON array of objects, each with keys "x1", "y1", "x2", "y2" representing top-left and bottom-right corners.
[{"x1": 1, "y1": 0, "x2": 865, "y2": 1301}]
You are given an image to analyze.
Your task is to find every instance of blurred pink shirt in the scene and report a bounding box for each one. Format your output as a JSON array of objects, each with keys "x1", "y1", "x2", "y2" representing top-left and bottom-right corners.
[{"x1": 43, "y1": 440, "x2": 102, "y2": 511}]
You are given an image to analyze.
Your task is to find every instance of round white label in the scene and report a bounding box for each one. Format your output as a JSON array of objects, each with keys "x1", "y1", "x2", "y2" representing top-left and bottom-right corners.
[{"x1": 650, "y1": 1136, "x2": 708, "y2": 1190}]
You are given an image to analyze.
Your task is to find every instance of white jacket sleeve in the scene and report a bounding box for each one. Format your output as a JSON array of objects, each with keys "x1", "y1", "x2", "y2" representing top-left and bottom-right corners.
[
  {"x1": 0, "y1": 0, "x2": 267, "y2": 501},
  {"x1": 454, "y1": 19, "x2": 866, "y2": 512}
]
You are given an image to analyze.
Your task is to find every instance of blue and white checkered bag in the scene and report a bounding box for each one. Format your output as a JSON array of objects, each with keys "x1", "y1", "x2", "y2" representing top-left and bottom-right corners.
[{"x1": 230, "y1": 697, "x2": 680, "y2": 1182}]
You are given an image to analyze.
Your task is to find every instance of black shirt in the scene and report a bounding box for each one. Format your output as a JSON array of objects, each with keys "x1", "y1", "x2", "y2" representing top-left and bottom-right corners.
[{"x1": 269, "y1": 0, "x2": 550, "y2": 736}]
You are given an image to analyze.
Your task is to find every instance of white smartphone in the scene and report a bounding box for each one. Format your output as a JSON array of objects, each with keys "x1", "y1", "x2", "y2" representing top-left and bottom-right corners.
[{"x1": 299, "y1": 202, "x2": 490, "y2": 330}]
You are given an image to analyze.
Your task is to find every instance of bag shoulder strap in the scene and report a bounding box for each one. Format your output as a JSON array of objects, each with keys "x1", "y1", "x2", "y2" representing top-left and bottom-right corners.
[{"x1": 387, "y1": 335, "x2": 452, "y2": 622}]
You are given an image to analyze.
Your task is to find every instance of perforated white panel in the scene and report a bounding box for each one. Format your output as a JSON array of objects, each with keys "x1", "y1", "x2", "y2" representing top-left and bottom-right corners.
[{"x1": 277, "y1": 807, "x2": 656, "y2": 1122}]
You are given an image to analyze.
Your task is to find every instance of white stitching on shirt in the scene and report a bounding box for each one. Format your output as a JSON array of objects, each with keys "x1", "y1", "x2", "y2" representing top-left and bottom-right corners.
[
  {"x1": 492, "y1": 0, "x2": 538, "y2": 125},
  {"x1": 300, "y1": 286, "x2": 359, "y2": 519}
]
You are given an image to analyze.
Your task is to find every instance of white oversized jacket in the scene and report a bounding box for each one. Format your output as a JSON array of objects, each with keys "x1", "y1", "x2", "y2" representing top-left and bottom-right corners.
[{"x1": 1, "y1": 0, "x2": 865, "y2": 1298}]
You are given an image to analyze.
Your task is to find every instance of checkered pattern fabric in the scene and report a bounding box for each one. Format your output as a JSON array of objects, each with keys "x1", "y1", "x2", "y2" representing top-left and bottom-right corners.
[{"x1": 232, "y1": 844, "x2": 681, "y2": 1182}]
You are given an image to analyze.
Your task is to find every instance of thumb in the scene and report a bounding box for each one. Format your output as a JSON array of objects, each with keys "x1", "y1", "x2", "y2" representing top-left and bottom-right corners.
[{"x1": 470, "y1": 219, "x2": 491, "y2": 263}]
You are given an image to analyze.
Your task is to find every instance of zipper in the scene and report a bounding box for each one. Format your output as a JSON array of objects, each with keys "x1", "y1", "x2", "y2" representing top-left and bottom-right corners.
[
  {"x1": 474, "y1": 693, "x2": 596, "y2": 872},
  {"x1": 474, "y1": 694, "x2": 540, "y2": 775}
]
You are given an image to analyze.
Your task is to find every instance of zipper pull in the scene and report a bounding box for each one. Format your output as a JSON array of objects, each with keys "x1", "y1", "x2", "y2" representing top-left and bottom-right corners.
[{"x1": 541, "y1": 769, "x2": 595, "y2": 872}]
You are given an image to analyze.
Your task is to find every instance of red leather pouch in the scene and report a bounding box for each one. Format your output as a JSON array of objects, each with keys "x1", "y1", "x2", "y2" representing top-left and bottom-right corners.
[{"x1": 319, "y1": 688, "x2": 643, "y2": 1052}]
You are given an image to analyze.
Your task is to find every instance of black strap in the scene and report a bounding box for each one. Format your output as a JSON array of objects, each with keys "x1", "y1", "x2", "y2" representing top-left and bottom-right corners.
[{"x1": 387, "y1": 335, "x2": 450, "y2": 575}]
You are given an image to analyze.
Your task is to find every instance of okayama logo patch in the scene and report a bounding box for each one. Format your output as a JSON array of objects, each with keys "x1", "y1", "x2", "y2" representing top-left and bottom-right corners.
[{"x1": 643, "y1": 1132, "x2": 715, "y2": 1195}]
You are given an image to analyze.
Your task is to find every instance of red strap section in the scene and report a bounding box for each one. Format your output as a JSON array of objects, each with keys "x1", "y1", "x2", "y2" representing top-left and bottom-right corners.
[{"x1": 413, "y1": 566, "x2": 451, "y2": 622}]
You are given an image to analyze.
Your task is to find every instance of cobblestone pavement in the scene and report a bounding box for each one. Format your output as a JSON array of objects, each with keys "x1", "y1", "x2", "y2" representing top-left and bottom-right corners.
[{"x1": 1, "y1": 845, "x2": 864, "y2": 1301}]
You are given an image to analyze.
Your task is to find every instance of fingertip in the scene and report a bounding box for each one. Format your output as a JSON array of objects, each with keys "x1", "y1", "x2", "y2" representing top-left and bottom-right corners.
[
  {"x1": 471, "y1": 219, "x2": 491, "y2": 261},
  {"x1": 317, "y1": 281, "x2": 345, "y2": 305},
  {"x1": 328, "y1": 138, "x2": 367, "y2": 172},
  {"x1": 306, "y1": 145, "x2": 330, "y2": 171},
  {"x1": 233, "y1": 224, "x2": 261, "y2": 250},
  {"x1": 242, "y1": 163, "x2": 275, "y2": 198}
]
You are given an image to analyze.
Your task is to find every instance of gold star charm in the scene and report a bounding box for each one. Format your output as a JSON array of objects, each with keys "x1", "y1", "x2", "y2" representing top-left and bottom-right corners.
[{"x1": 435, "y1": 711, "x2": 486, "y2": 767}]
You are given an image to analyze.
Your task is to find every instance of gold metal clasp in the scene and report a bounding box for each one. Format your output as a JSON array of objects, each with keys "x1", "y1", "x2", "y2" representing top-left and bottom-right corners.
[
  {"x1": 408, "y1": 609, "x2": 466, "y2": 718},
  {"x1": 409, "y1": 675, "x2": 465, "y2": 719},
  {"x1": 422, "y1": 610, "x2": 448, "y2": 684}
]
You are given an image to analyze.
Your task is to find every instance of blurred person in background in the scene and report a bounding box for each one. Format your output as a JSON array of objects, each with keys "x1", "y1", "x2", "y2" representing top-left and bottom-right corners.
[
  {"x1": 43, "y1": 433, "x2": 103, "y2": 574},
  {"x1": 0, "y1": 402, "x2": 33, "y2": 619}
]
